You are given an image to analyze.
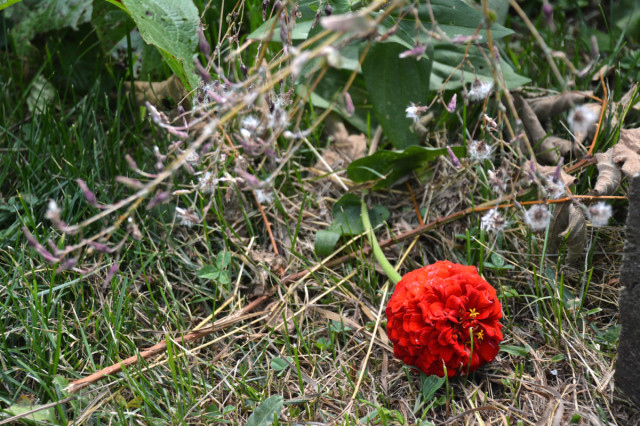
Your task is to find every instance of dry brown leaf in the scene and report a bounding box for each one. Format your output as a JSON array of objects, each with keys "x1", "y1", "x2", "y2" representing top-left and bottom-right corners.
[
  {"x1": 514, "y1": 94, "x2": 572, "y2": 164},
  {"x1": 549, "y1": 203, "x2": 586, "y2": 264},
  {"x1": 592, "y1": 64, "x2": 614, "y2": 81},
  {"x1": 593, "y1": 150, "x2": 621, "y2": 195},
  {"x1": 525, "y1": 160, "x2": 576, "y2": 187},
  {"x1": 619, "y1": 83, "x2": 640, "y2": 112},
  {"x1": 314, "y1": 115, "x2": 367, "y2": 174},
  {"x1": 612, "y1": 127, "x2": 640, "y2": 176},
  {"x1": 124, "y1": 75, "x2": 187, "y2": 106},
  {"x1": 527, "y1": 91, "x2": 592, "y2": 122}
]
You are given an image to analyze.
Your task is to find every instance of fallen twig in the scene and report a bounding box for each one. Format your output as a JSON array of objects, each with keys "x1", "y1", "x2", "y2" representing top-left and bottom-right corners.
[{"x1": 282, "y1": 194, "x2": 626, "y2": 284}]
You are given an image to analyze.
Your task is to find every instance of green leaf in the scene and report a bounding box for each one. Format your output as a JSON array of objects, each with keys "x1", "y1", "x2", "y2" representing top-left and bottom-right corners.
[
  {"x1": 361, "y1": 42, "x2": 432, "y2": 149},
  {"x1": 413, "y1": 0, "x2": 513, "y2": 40},
  {"x1": 245, "y1": 395, "x2": 284, "y2": 426},
  {"x1": 330, "y1": 194, "x2": 388, "y2": 236},
  {"x1": 122, "y1": 0, "x2": 199, "y2": 91},
  {"x1": 421, "y1": 374, "x2": 446, "y2": 403},
  {"x1": 314, "y1": 194, "x2": 390, "y2": 256},
  {"x1": 247, "y1": 0, "x2": 351, "y2": 41},
  {"x1": 270, "y1": 356, "x2": 293, "y2": 372},
  {"x1": 499, "y1": 345, "x2": 532, "y2": 356},
  {"x1": 216, "y1": 251, "x2": 231, "y2": 269},
  {"x1": 297, "y1": 67, "x2": 376, "y2": 134},
  {"x1": 429, "y1": 43, "x2": 530, "y2": 91},
  {"x1": 198, "y1": 265, "x2": 221, "y2": 280},
  {"x1": 91, "y1": 1, "x2": 136, "y2": 54},
  {"x1": 4, "y1": 0, "x2": 93, "y2": 46},
  {"x1": 1, "y1": 396, "x2": 58, "y2": 424},
  {"x1": 314, "y1": 229, "x2": 342, "y2": 257},
  {"x1": 347, "y1": 145, "x2": 464, "y2": 188},
  {"x1": 328, "y1": 319, "x2": 353, "y2": 333},
  {"x1": 0, "y1": 0, "x2": 24, "y2": 12}
]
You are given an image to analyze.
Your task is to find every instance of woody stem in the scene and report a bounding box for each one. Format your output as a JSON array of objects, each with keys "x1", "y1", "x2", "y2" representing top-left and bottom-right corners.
[{"x1": 361, "y1": 191, "x2": 402, "y2": 285}]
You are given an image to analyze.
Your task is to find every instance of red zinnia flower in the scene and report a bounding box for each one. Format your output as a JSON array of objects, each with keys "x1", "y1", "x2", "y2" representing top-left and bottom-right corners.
[{"x1": 386, "y1": 260, "x2": 503, "y2": 377}]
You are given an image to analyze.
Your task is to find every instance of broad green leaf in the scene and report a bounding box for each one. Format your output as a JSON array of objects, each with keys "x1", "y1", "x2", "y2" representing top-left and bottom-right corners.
[
  {"x1": 245, "y1": 395, "x2": 284, "y2": 426},
  {"x1": 91, "y1": 1, "x2": 136, "y2": 54},
  {"x1": 247, "y1": 0, "x2": 351, "y2": 41},
  {"x1": 361, "y1": 42, "x2": 432, "y2": 149},
  {"x1": 331, "y1": 193, "x2": 389, "y2": 236},
  {"x1": 216, "y1": 251, "x2": 231, "y2": 269},
  {"x1": 314, "y1": 229, "x2": 342, "y2": 257},
  {"x1": 314, "y1": 194, "x2": 390, "y2": 256},
  {"x1": 4, "y1": 0, "x2": 92, "y2": 46},
  {"x1": 499, "y1": 344, "x2": 531, "y2": 356},
  {"x1": 122, "y1": 0, "x2": 199, "y2": 91},
  {"x1": 412, "y1": 0, "x2": 513, "y2": 40},
  {"x1": 1, "y1": 396, "x2": 58, "y2": 424},
  {"x1": 297, "y1": 67, "x2": 376, "y2": 134},
  {"x1": 270, "y1": 356, "x2": 293, "y2": 372},
  {"x1": 198, "y1": 265, "x2": 221, "y2": 280},
  {"x1": 421, "y1": 374, "x2": 446, "y2": 403},
  {"x1": 347, "y1": 146, "x2": 465, "y2": 188},
  {"x1": 0, "y1": 0, "x2": 24, "y2": 11},
  {"x1": 430, "y1": 44, "x2": 530, "y2": 91}
]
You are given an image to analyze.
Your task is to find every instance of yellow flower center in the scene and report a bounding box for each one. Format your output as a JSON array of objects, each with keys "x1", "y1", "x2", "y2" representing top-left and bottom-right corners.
[
  {"x1": 468, "y1": 308, "x2": 479, "y2": 319},
  {"x1": 475, "y1": 329, "x2": 485, "y2": 341}
]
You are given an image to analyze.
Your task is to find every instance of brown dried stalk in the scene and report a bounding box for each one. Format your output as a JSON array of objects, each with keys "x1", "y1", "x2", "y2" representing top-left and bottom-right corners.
[{"x1": 282, "y1": 194, "x2": 626, "y2": 284}]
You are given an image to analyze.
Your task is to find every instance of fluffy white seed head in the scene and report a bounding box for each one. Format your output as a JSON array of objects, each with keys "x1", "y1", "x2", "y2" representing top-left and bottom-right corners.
[
  {"x1": 587, "y1": 202, "x2": 612, "y2": 227},
  {"x1": 481, "y1": 209, "x2": 507, "y2": 233},
  {"x1": 524, "y1": 204, "x2": 551, "y2": 231},
  {"x1": 568, "y1": 105, "x2": 598, "y2": 134},
  {"x1": 468, "y1": 79, "x2": 493, "y2": 102},
  {"x1": 468, "y1": 140, "x2": 493, "y2": 161}
]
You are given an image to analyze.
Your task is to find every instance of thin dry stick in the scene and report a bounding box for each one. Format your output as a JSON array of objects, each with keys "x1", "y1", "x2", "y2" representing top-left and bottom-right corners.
[
  {"x1": 281, "y1": 194, "x2": 626, "y2": 285},
  {"x1": 252, "y1": 190, "x2": 279, "y2": 255},
  {"x1": 565, "y1": 76, "x2": 608, "y2": 174},
  {"x1": 66, "y1": 294, "x2": 270, "y2": 393},
  {"x1": 508, "y1": 0, "x2": 565, "y2": 89},
  {"x1": 406, "y1": 181, "x2": 424, "y2": 225},
  {"x1": 587, "y1": 74, "x2": 608, "y2": 156}
]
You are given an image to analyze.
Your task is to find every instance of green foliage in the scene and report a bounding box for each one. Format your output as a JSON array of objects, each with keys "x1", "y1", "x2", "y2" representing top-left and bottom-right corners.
[
  {"x1": 245, "y1": 395, "x2": 284, "y2": 426},
  {"x1": 347, "y1": 145, "x2": 465, "y2": 188},
  {"x1": 361, "y1": 42, "x2": 432, "y2": 149},
  {"x1": 122, "y1": 0, "x2": 200, "y2": 91},
  {"x1": 198, "y1": 251, "x2": 232, "y2": 286},
  {"x1": 420, "y1": 374, "x2": 446, "y2": 403},
  {"x1": 315, "y1": 194, "x2": 390, "y2": 256},
  {"x1": 2, "y1": 0, "x2": 92, "y2": 46}
]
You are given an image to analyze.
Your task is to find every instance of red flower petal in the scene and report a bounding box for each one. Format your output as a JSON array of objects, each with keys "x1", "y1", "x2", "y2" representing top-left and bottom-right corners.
[{"x1": 386, "y1": 260, "x2": 503, "y2": 377}]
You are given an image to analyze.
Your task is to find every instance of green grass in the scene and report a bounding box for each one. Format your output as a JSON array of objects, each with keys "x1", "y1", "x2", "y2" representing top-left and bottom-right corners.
[{"x1": 1, "y1": 0, "x2": 640, "y2": 424}]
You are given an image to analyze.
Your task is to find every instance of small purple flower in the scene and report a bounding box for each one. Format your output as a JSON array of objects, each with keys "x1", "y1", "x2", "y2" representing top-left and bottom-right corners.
[
  {"x1": 324, "y1": 1, "x2": 332, "y2": 15},
  {"x1": 446, "y1": 145, "x2": 461, "y2": 168},
  {"x1": 197, "y1": 24, "x2": 211, "y2": 59},
  {"x1": 344, "y1": 92, "x2": 355, "y2": 117},
  {"x1": 103, "y1": 262, "x2": 120, "y2": 287},
  {"x1": 399, "y1": 44, "x2": 427, "y2": 59},
  {"x1": 446, "y1": 94, "x2": 457, "y2": 113},
  {"x1": 23, "y1": 226, "x2": 60, "y2": 263},
  {"x1": 76, "y1": 179, "x2": 98, "y2": 207},
  {"x1": 194, "y1": 57, "x2": 212, "y2": 83},
  {"x1": 542, "y1": 2, "x2": 555, "y2": 30},
  {"x1": 146, "y1": 191, "x2": 171, "y2": 210}
]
